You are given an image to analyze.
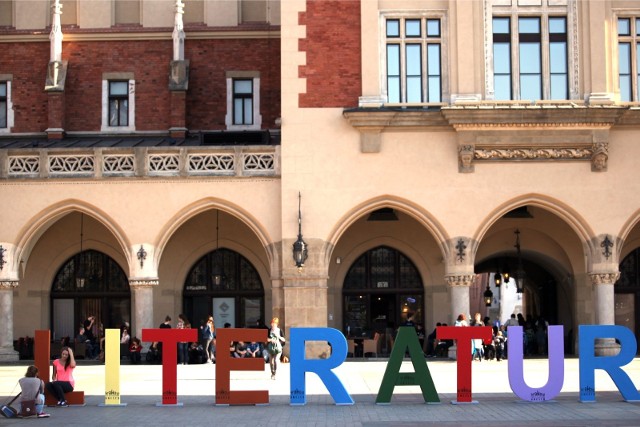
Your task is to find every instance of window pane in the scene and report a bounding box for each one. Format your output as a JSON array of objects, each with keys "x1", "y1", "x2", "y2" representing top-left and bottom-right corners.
[
  {"x1": 520, "y1": 75, "x2": 542, "y2": 100},
  {"x1": 619, "y1": 18, "x2": 631, "y2": 36},
  {"x1": 520, "y1": 43, "x2": 541, "y2": 73},
  {"x1": 109, "y1": 81, "x2": 128, "y2": 96},
  {"x1": 619, "y1": 43, "x2": 631, "y2": 74},
  {"x1": 109, "y1": 100, "x2": 118, "y2": 126},
  {"x1": 620, "y1": 75, "x2": 631, "y2": 102},
  {"x1": 549, "y1": 17, "x2": 566, "y2": 34},
  {"x1": 493, "y1": 17, "x2": 510, "y2": 34},
  {"x1": 427, "y1": 19, "x2": 440, "y2": 37},
  {"x1": 427, "y1": 44, "x2": 440, "y2": 75},
  {"x1": 519, "y1": 17, "x2": 540, "y2": 34},
  {"x1": 0, "y1": 101, "x2": 6, "y2": 128},
  {"x1": 637, "y1": 18, "x2": 640, "y2": 36},
  {"x1": 243, "y1": 98, "x2": 253, "y2": 124},
  {"x1": 494, "y1": 75, "x2": 511, "y2": 100},
  {"x1": 550, "y1": 42, "x2": 567, "y2": 73},
  {"x1": 0, "y1": 82, "x2": 5, "y2": 97},
  {"x1": 494, "y1": 43, "x2": 511, "y2": 73},
  {"x1": 406, "y1": 19, "x2": 420, "y2": 37},
  {"x1": 406, "y1": 77, "x2": 421, "y2": 102},
  {"x1": 406, "y1": 44, "x2": 421, "y2": 76},
  {"x1": 119, "y1": 100, "x2": 128, "y2": 126},
  {"x1": 550, "y1": 75, "x2": 567, "y2": 100},
  {"x1": 234, "y1": 99, "x2": 243, "y2": 124},
  {"x1": 386, "y1": 19, "x2": 399, "y2": 37},
  {"x1": 234, "y1": 80, "x2": 252, "y2": 94},
  {"x1": 428, "y1": 76, "x2": 441, "y2": 103},
  {"x1": 388, "y1": 77, "x2": 400, "y2": 103},
  {"x1": 387, "y1": 45, "x2": 400, "y2": 75}
]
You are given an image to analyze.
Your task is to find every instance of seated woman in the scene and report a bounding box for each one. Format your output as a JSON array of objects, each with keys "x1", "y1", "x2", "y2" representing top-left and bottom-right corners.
[
  {"x1": 45, "y1": 346, "x2": 76, "y2": 407},
  {"x1": 19, "y1": 365, "x2": 49, "y2": 418},
  {"x1": 129, "y1": 337, "x2": 142, "y2": 364}
]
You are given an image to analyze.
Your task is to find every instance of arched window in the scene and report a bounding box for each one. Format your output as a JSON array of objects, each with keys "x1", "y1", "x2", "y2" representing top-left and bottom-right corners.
[
  {"x1": 51, "y1": 250, "x2": 130, "y2": 343},
  {"x1": 184, "y1": 248, "x2": 264, "y2": 329},
  {"x1": 343, "y1": 246, "x2": 423, "y2": 348}
]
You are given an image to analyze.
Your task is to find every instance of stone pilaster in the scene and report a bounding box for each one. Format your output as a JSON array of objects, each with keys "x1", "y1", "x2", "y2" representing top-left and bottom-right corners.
[
  {"x1": 0, "y1": 280, "x2": 19, "y2": 361},
  {"x1": 129, "y1": 279, "x2": 159, "y2": 341},
  {"x1": 589, "y1": 271, "x2": 620, "y2": 356}
]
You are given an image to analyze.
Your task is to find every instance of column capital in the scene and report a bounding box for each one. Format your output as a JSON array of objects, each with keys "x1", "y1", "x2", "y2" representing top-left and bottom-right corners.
[
  {"x1": 445, "y1": 274, "x2": 476, "y2": 287},
  {"x1": 129, "y1": 278, "x2": 159, "y2": 288},
  {"x1": 0, "y1": 280, "x2": 18, "y2": 290},
  {"x1": 589, "y1": 271, "x2": 620, "y2": 286}
]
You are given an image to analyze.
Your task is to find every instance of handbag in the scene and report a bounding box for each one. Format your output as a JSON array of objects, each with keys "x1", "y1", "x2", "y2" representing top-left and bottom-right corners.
[
  {"x1": 1, "y1": 387, "x2": 20, "y2": 418},
  {"x1": 19, "y1": 399, "x2": 36, "y2": 417},
  {"x1": 267, "y1": 333, "x2": 282, "y2": 355}
]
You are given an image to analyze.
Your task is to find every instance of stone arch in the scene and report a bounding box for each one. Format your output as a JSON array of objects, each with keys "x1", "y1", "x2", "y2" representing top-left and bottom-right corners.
[
  {"x1": 154, "y1": 198, "x2": 277, "y2": 271},
  {"x1": 472, "y1": 193, "x2": 595, "y2": 265},
  {"x1": 617, "y1": 208, "x2": 640, "y2": 260},
  {"x1": 14, "y1": 199, "x2": 131, "y2": 276},
  {"x1": 323, "y1": 195, "x2": 450, "y2": 265}
]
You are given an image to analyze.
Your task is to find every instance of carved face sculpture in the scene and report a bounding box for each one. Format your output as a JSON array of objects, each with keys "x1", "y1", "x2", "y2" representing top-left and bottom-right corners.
[
  {"x1": 460, "y1": 152, "x2": 473, "y2": 168},
  {"x1": 593, "y1": 152, "x2": 607, "y2": 170}
]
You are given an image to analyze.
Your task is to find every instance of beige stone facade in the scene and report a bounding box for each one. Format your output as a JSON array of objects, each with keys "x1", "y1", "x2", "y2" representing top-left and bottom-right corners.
[{"x1": 1, "y1": 0, "x2": 640, "y2": 361}]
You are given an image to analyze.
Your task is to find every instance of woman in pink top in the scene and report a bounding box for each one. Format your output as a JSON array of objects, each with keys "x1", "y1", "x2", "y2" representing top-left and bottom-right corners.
[{"x1": 45, "y1": 346, "x2": 76, "y2": 407}]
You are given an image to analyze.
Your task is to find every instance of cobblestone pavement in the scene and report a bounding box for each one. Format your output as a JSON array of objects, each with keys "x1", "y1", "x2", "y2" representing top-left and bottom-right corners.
[{"x1": 1, "y1": 358, "x2": 639, "y2": 426}]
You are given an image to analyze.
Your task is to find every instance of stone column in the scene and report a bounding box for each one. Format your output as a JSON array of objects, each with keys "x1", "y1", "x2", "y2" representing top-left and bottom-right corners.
[
  {"x1": 589, "y1": 271, "x2": 620, "y2": 356},
  {"x1": 129, "y1": 279, "x2": 158, "y2": 341},
  {"x1": 445, "y1": 274, "x2": 475, "y2": 359},
  {"x1": 0, "y1": 280, "x2": 19, "y2": 361}
]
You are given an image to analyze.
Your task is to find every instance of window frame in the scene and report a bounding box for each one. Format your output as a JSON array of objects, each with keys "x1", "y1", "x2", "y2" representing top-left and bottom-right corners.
[
  {"x1": 225, "y1": 72, "x2": 261, "y2": 131},
  {"x1": 617, "y1": 16, "x2": 640, "y2": 102},
  {"x1": 101, "y1": 75, "x2": 135, "y2": 132},
  {"x1": 382, "y1": 14, "x2": 444, "y2": 104},
  {"x1": 491, "y1": 14, "x2": 568, "y2": 101},
  {"x1": 0, "y1": 77, "x2": 13, "y2": 133}
]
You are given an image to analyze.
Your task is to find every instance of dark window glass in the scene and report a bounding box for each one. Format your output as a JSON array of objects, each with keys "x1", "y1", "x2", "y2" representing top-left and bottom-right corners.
[
  {"x1": 519, "y1": 17, "x2": 541, "y2": 100},
  {"x1": 0, "y1": 82, "x2": 6, "y2": 128},
  {"x1": 108, "y1": 81, "x2": 129, "y2": 127},
  {"x1": 549, "y1": 17, "x2": 568, "y2": 100},
  {"x1": 344, "y1": 246, "x2": 422, "y2": 291},
  {"x1": 233, "y1": 79, "x2": 253, "y2": 125}
]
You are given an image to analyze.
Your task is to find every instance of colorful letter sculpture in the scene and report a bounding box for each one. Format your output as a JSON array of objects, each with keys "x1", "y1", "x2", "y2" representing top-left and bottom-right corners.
[
  {"x1": 289, "y1": 327, "x2": 353, "y2": 405},
  {"x1": 436, "y1": 326, "x2": 493, "y2": 403},
  {"x1": 376, "y1": 326, "x2": 439, "y2": 404},
  {"x1": 215, "y1": 328, "x2": 269, "y2": 405},
  {"x1": 142, "y1": 328, "x2": 198, "y2": 405},
  {"x1": 578, "y1": 325, "x2": 640, "y2": 402},
  {"x1": 508, "y1": 325, "x2": 564, "y2": 402},
  {"x1": 104, "y1": 329, "x2": 124, "y2": 405}
]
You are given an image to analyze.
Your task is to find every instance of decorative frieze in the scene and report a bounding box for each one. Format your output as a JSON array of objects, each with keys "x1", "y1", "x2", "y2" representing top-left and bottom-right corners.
[
  {"x1": 474, "y1": 146, "x2": 592, "y2": 161},
  {"x1": 3, "y1": 147, "x2": 278, "y2": 179}
]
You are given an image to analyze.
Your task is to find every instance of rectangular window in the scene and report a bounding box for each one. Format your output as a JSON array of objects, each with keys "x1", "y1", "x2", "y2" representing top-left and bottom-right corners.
[
  {"x1": 617, "y1": 17, "x2": 640, "y2": 102},
  {"x1": 108, "y1": 81, "x2": 129, "y2": 127},
  {"x1": 0, "y1": 82, "x2": 6, "y2": 128},
  {"x1": 493, "y1": 17, "x2": 512, "y2": 100},
  {"x1": 493, "y1": 15, "x2": 568, "y2": 101},
  {"x1": 385, "y1": 17, "x2": 441, "y2": 103},
  {"x1": 233, "y1": 79, "x2": 253, "y2": 125}
]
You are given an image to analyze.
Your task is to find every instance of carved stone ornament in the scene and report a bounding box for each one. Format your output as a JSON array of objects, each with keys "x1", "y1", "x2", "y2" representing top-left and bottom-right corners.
[
  {"x1": 458, "y1": 145, "x2": 475, "y2": 173},
  {"x1": 0, "y1": 280, "x2": 19, "y2": 290},
  {"x1": 591, "y1": 142, "x2": 608, "y2": 172},
  {"x1": 589, "y1": 272, "x2": 620, "y2": 286},
  {"x1": 474, "y1": 146, "x2": 592, "y2": 161},
  {"x1": 129, "y1": 279, "x2": 159, "y2": 288},
  {"x1": 445, "y1": 274, "x2": 476, "y2": 287}
]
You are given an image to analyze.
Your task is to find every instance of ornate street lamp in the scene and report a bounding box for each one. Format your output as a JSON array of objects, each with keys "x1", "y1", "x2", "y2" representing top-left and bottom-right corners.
[
  {"x1": 292, "y1": 192, "x2": 308, "y2": 271},
  {"x1": 484, "y1": 284, "x2": 493, "y2": 307},
  {"x1": 211, "y1": 210, "x2": 223, "y2": 287}
]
